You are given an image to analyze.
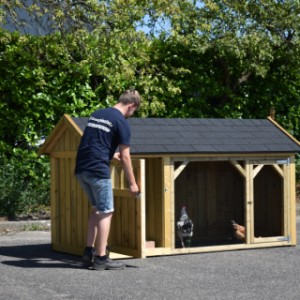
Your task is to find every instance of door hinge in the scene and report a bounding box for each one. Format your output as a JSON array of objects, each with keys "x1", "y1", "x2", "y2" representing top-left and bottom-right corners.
[{"x1": 276, "y1": 158, "x2": 290, "y2": 165}]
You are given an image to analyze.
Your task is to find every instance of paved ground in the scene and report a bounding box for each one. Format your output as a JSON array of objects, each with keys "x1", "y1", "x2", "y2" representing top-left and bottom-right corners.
[{"x1": 1, "y1": 217, "x2": 300, "y2": 300}]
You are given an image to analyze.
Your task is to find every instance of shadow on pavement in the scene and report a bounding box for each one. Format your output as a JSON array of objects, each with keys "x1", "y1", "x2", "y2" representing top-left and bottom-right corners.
[{"x1": 0, "y1": 243, "x2": 83, "y2": 269}]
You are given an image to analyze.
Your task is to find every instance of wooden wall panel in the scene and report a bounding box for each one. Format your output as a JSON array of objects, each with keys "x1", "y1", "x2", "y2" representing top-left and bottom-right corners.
[
  {"x1": 58, "y1": 158, "x2": 66, "y2": 246},
  {"x1": 50, "y1": 126, "x2": 89, "y2": 255},
  {"x1": 70, "y1": 158, "x2": 77, "y2": 247},
  {"x1": 109, "y1": 160, "x2": 142, "y2": 256},
  {"x1": 51, "y1": 158, "x2": 60, "y2": 247},
  {"x1": 110, "y1": 196, "x2": 122, "y2": 246}
]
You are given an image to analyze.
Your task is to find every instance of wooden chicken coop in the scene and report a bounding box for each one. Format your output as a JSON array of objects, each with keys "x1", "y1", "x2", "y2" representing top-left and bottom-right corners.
[{"x1": 39, "y1": 114, "x2": 300, "y2": 258}]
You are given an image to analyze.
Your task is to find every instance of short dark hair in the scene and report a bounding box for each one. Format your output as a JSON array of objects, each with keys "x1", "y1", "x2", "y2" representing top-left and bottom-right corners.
[{"x1": 118, "y1": 89, "x2": 141, "y2": 109}]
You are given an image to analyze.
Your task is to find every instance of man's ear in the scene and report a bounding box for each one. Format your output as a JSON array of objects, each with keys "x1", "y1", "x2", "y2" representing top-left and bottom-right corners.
[
  {"x1": 128, "y1": 103, "x2": 136, "y2": 109},
  {"x1": 127, "y1": 103, "x2": 137, "y2": 113}
]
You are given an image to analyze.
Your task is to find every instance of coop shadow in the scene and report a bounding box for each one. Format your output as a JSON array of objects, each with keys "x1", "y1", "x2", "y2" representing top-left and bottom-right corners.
[{"x1": 0, "y1": 243, "x2": 83, "y2": 269}]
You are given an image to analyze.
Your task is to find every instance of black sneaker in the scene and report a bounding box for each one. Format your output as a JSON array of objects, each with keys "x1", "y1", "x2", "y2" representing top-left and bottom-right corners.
[
  {"x1": 82, "y1": 247, "x2": 96, "y2": 267},
  {"x1": 92, "y1": 256, "x2": 125, "y2": 271}
]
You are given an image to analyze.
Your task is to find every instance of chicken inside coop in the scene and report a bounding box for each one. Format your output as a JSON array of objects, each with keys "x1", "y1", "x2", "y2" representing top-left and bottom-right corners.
[
  {"x1": 230, "y1": 220, "x2": 245, "y2": 242},
  {"x1": 177, "y1": 206, "x2": 194, "y2": 248}
]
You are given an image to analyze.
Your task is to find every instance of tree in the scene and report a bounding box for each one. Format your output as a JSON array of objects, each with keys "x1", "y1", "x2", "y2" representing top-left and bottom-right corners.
[
  {"x1": 1, "y1": 0, "x2": 300, "y2": 216},
  {"x1": 146, "y1": 0, "x2": 300, "y2": 131}
]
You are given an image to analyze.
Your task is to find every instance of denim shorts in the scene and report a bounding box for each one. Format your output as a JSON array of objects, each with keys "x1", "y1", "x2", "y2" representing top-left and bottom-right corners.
[{"x1": 76, "y1": 172, "x2": 114, "y2": 213}]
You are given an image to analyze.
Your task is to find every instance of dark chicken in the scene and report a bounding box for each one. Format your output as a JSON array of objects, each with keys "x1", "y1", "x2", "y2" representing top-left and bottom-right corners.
[{"x1": 177, "y1": 206, "x2": 193, "y2": 248}]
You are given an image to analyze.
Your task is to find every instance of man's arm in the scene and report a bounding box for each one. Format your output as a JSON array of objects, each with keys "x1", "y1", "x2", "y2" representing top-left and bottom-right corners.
[{"x1": 119, "y1": 144, "x2": 139, "y2": 195}]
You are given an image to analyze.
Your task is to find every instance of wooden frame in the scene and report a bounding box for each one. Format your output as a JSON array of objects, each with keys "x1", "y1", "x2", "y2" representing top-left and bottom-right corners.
[{"x1": 144, "y1": 154, "x2": 296, "y2": 257}]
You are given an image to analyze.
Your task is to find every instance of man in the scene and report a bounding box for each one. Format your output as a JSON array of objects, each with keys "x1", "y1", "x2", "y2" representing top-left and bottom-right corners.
[{"x1": 75, "y1": 89, "x2": 141, "y2": 270}]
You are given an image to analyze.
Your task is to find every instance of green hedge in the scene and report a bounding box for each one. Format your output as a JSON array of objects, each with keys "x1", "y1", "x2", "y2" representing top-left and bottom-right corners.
[{"x1": 0, "y1": 148, "x2": 50, "y2": 219}]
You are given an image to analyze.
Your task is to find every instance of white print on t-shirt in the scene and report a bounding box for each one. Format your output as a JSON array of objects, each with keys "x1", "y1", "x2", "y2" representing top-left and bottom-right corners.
[
  {"x1": 89, "y1": 116, "x2": 113, "y2": 127},
  {"x1": 87, "y1": 122, "x2": 110, "y2": 132},
  {"x1": 87, "y1": 117, "x2": 113, "y2": 132}
]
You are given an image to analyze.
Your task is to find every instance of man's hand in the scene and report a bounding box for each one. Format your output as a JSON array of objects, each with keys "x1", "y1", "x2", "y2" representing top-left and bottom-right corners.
[
  {"x1": 119, "y1": 145, "x2": 139, "y2": 196},
  {"x1": 113, "y1": 152, "x2": 121, "y2": 161},
  {"x1": 129, "y1": 183, "x2": 140, "y2": 196}
]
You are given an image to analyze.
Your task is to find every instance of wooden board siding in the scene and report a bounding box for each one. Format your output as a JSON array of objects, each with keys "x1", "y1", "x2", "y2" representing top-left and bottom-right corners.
[
  {"x1": 50, "y1": 123, "x2": 89, "y2": 255},
  {"x1": 109, "y1": 159, "x2": 146, "y2": 258},
  {"x1": 51, "y1": 156, "x2": 75, "y2": 254}
]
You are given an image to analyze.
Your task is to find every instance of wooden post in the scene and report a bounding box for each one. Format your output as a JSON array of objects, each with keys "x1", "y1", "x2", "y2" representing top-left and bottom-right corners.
[
  {"x1": 137, "y1": 159, "x2": 146, "y2": 258},
  {"x1": 245, "y1": 162, "x2": 254, "y2": 244},
  {"x1": 283, "y1": 163, "x2": 289, "y2": 238},
  {"x1": 288, "y1": 156, "x2": 297, "y2": 245},
  {"x1": 163, "y1": 157, "x2": 173, "y2": 248}
]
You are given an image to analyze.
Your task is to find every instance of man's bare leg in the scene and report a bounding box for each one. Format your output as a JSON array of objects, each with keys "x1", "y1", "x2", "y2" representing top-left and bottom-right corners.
[
  {"x1": 86, "y1": 207, "x2": 98, "y2": 247},
  {"x1": 95, "y1": 211, "x2": 113, "y2": 257}
]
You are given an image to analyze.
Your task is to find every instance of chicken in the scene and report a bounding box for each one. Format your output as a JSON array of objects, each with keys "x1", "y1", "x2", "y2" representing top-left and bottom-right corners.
[
  {"x1": 230, "y1": 220, "x2": 245, "y2": 242},
  {"x1": 177, "y1": 206, "x2": 194, "y2": 248}
]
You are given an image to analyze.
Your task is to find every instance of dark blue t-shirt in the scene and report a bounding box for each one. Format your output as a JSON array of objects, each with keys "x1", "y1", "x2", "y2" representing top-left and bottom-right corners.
[{"x1": 75, "y1": 107, "x2": 131, "y2": 178}]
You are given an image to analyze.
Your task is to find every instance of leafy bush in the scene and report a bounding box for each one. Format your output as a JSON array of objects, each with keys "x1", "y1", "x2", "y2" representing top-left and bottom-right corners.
[{"x1": 0, "y1": 148, "x2": 50, "y2": 219}]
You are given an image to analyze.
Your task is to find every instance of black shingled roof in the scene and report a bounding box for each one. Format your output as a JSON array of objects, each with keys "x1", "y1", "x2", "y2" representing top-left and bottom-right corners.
[{"x1": 72, "y1": 117, "x2": 300, "y2": 155}]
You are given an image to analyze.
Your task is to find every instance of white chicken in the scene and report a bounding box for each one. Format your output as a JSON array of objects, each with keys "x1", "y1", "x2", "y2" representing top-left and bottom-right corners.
[{"x1": 177, "y1": 206, "x2": 194, "y2": 248}]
